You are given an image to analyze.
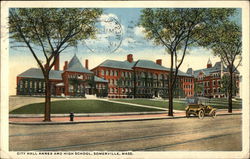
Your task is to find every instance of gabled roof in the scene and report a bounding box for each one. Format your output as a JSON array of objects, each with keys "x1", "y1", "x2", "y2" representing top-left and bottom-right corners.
[
  {"x1": 17, "y1": 68, "x2": 63, "y2": 80},
  {"x1": 67, "y1": 55, "x2": 93, "y2": 74},
  {"x1": 94, "y1": 76, "x2": 108, "y2": 83}
]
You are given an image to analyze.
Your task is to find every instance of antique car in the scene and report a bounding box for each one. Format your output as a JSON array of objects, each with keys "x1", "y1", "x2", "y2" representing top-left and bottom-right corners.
[{"x1": 185, "y1": 97, "x2": 216, "y2": 119}]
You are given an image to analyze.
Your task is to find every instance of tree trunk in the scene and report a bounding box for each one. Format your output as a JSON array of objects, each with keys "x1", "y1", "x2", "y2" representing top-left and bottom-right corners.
[
  {"x1": 168, "y1": 86, "x2": 173, "y2": 116},
  {"x1": 168, "y1": 53, "x2": 174, "y2": 116},
  {"x1": 228, "y1": 67, "x2": 233, "y2": 113},
  {"x1": 44, "y1": 73, "x2": 51, "y2": 121}
]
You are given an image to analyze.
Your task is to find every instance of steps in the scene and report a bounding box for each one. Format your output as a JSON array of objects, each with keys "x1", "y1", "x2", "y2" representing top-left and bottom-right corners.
[{"x1": 85, "y1": 94, "x2": 97, "y2": 99}]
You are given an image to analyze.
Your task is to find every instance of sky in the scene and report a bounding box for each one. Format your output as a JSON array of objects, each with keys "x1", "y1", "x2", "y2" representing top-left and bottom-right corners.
[{"x1": 9, "y1": 8, "x2": 242, "y2": 95}]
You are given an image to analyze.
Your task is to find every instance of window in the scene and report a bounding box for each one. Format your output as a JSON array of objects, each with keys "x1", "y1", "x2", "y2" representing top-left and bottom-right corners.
[
  {"x1": 218, "y1": 80, "x2": 221, "y2": 85},
  {"x1": 25, "y1": 81, "x2": 28, "y2": 88},
  {"x1": 20, "y1": 81, "x2": 23, "y2": 88},
  {"x1": 128, "y1": 72, "x2": 131, "y2": 78},
  {"x1": 30, "y1": 81, "x2": 33, "y2": 88},
  {"x1": 125, "y1": 72, "x2": 128, "y2": 77},
  {"x1": 153, "y1": 74, "x2": 157, "y2": 79},
  {"x1": 213, "y1": 80, "x2": 216, "y2": 86},
  {"x1": 69, "y1": 85, "x2": 73, "y2": 92},
  {"x1": 141, "y1": 72, "x2": 145, "y2": 78}
]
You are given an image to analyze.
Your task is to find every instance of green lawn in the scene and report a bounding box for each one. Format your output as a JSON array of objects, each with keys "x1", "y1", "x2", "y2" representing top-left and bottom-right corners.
[
  {"x1": 10, "y1": 100, "x2": 160, "y2": 114},
  {"x1": 112, "y1": 98, "x2": 242, "y2": 110},
  {"x1": 113, "y1": 99, "x2": 186, "y2": 110}
]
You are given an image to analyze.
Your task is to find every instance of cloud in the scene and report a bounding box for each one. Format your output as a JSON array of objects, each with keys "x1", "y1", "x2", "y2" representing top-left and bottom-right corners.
[
  {"x1": 134, "y1": 26, "x2": 146, "y2": 38},
  {"x1": 121, "y1": 37, "x2": 136, "y2": 47}
]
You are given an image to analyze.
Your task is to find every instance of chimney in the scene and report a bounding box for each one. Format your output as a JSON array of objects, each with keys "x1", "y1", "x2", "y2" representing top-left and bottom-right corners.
[
  {"x1": 54, "y1": 56, "x2": 59, "y2": 70},
  {"x1": 207, "y1": 64, "x2": 212, "y2": 68},
  {"x1": 63, "y1": 61, "x2": 68, "y2": 71},
  {"x1": 85, "y1": 59, "x2": 89, "y2": 69},
  {"x1": 127, "y1": 54, "x2": 133, "y2": 63},
  {"x1": 156, "y1": 59, "x2": 162, "y2": 66}
]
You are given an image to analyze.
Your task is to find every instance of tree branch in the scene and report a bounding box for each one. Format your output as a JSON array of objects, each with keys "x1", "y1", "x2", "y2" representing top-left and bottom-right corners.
[{"x1": 10, "y1": 11, "x2": 45, "y2": 74}]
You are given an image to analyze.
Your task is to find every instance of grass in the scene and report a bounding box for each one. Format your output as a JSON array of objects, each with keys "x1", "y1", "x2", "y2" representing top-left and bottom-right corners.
[
  {"x1": 112, "y1": 98, "x2": 242, "y2": 110},
  {"x1": 10, "y1": 100, "x2": 160, "y2": 114}
]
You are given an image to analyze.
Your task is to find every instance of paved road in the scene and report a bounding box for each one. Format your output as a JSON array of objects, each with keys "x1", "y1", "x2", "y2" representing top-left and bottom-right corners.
[{"x1": 9, "y1": 115, "x2": 241, "y2": 151}]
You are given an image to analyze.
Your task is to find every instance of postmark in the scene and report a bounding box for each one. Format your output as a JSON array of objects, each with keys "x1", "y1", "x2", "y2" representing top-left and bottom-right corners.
[{"x1": 84, "y1": 15, "x2": 123, "y2": 53}]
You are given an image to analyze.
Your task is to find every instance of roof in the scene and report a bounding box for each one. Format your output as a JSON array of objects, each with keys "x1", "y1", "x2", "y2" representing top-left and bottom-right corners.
[
  {"x1": 186, "y1": 68, "x2": 193, "y2": 75},
  {"x1": 97, "y1": 59, "x2": 193, "y2": 77},
  {"x1": 98, "y1": 60, "x2": 135, "y2": 70},
  {"x1": 192, "y1": 61, "x2": 227, "y2": 78},
  {"x1": 67, "y1": 55, "x2": 93, "y2": 74},
  {"x1": 17, "y1": 68, "x2": 63, "y2": 80},
  {"x1": 177, "y1": 70, "x2": 193, "y2": 77},
  {"x1": 94, "y1": 76, "x2": 108, "y2": 83},
  {"x1": 134, "y1": 60, "x2": 170, "y2": 71}
]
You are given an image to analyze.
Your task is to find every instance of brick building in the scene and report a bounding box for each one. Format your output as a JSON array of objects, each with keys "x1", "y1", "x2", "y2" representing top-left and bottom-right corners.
[
  {"x1": 91, "y1": 54, "x2": 195, "y2": 98},
  {"x1": 186, "y1": 59, "x2": 240, "y2": 98},
  {"x1": 16, "y1": 54, "x2": 195, "y2": 98},
  {"x1": 16, "y1": 55, "x2": 108, "y2": 97}
]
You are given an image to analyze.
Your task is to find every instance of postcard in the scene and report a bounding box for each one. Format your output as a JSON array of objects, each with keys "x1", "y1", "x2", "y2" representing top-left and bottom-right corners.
[{"x1": 1, "y1": 1, "x2": 249, "y2": 159}]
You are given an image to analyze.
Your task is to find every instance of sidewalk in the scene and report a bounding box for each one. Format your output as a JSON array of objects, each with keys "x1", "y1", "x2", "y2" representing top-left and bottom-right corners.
[{"x1": 9, "y1": 109, "x2": 242, "y2": 125}]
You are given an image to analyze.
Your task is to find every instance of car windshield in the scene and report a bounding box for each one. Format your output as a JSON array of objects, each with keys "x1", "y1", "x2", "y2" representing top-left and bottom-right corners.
[
  {"x1": 186, "y1": 97, "x2": 210, "y2": 105},
  {"x1": 186, "y1": 98, "x2": 198, "y2": 104}
]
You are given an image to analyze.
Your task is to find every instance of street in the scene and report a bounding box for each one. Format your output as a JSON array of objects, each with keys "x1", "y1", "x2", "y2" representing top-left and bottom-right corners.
[{"x1": 9, "y1": 115, "x2": 241, "y2": 151}]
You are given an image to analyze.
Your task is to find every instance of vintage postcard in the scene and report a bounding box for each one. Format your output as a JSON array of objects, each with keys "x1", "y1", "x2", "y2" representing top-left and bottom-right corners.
[{"x1": 1, "y1": 1, "x2": 249, "y2": 159}]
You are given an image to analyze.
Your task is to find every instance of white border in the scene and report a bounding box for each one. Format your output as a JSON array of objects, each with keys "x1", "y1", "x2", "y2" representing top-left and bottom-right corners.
[{"x1": 1, "y1": 1, "x2": 249, "y2": 159}]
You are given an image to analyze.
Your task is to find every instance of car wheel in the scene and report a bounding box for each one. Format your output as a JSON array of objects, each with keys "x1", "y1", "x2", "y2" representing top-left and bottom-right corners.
[
  {"x1": 198, "y1": 110, "x2": 205, "y2": 119},
  {"x1": 211, "y1": 111, "x2": 216, "y2": 118}
]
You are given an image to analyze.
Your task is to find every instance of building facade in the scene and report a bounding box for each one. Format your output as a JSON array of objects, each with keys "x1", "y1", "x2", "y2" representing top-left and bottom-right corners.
[
  {"x1": 16, "y1": 55, "x2": 108, "y2": 97},
  {"x1": 186, "y1": 59, "x2": 240, "y2": 98},
  {"x1": 91, "y1": 54, "x2": 195, "y2": 98}
]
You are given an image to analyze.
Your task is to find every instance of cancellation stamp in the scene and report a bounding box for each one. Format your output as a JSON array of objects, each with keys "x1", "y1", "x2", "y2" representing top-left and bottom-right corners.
[{"x1": 84, "y1": 15, "x2": 123, "y2": 53}]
